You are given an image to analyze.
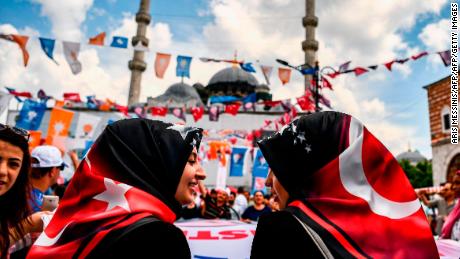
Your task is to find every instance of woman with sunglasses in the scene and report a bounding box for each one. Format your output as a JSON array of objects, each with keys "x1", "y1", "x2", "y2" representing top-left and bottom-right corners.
[{"x1": 0, "y1": 124, "x2": 47, "y2": 259}]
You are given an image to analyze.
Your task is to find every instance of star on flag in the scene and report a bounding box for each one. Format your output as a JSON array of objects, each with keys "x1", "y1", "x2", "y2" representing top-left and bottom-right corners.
[{"x1": 93, "y1": 178, "x2": 133, "y2": 212}]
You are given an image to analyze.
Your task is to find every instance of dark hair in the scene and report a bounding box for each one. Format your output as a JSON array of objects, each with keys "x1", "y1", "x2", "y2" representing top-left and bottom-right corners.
[
  {"x1": 253, "y1": 190, "x2": 265, "y2": 196},
  {"x1": 30, "y1": 167, "x2": 53, "y2": 179},
  {"x1": 0, "y1": 128, "x2": 31, "y2": 258},
  {"x1": 237, "y1": 186, "x2": 245, "y2": 194}
]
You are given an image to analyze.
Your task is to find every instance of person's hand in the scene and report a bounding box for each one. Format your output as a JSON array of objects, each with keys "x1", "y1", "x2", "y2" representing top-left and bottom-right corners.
[
  {"x1": 241, "y1": 218, "x2": 252, "y2": 224},
  {"x1": 27, "y1": 211, "x2": 54, "y2": 233}
]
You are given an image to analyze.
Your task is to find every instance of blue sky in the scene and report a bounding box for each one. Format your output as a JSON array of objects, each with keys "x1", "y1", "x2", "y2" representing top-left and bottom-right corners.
[{"x1": 0, "y1": 0, "x2": 451, "y2": 158}]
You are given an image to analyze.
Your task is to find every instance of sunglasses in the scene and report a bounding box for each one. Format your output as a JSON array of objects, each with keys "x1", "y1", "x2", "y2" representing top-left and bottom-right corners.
[{"x1": 0, "y1": 123, "x2": 30, "y2": 141}]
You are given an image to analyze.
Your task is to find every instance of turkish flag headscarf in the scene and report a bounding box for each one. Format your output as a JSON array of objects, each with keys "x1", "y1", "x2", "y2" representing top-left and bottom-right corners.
[
  {"x1": 28, "y1": 119, "x2": 203, "y2": 258},
  {"x1": 258, "y1": 112, "x2": 437, "y2": 258}
]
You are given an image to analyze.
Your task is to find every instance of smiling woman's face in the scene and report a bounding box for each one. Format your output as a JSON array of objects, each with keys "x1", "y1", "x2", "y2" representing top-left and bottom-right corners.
[
  {"x1": 265, "y1": 169, "x2": 289, "y2": 209},
  {"x1": 175, "y1": 147, "x2": 206, "y2": 205},
  {"x1": 0, "y1": 139, "x2": 23, "y2": 196}
]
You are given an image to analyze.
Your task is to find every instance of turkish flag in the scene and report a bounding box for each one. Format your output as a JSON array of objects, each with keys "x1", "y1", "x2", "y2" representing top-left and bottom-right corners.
[
  {"x1": 322, "y1": 77, "x2": 333, "y2": 90},
  {"x1": 151, "y1": 106, "x2": 168, "y2": 117},
  {"x1": 289, "y1": 117, "x2": 438, "y2": 258},
  {"x1": 27, "y1": 143, "x2": 176, "y2": 258},
  {"x1": 191, "y1": 106, "x2": 204, "y2": 122},
  {"x1": 225, "y1": 103, "x2": 241, "y2": 116},
  {"x1": 63, "y1": 92, "x2": 82, "y2": 102}
]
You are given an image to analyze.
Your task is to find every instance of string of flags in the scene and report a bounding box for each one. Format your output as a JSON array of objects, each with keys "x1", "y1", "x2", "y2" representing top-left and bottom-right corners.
[{"x1": 0, "y1": 32, "x2": 451, "y2": 85}]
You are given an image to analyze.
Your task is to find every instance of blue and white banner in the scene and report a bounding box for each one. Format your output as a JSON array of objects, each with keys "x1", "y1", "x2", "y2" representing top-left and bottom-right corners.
[
  {"x1": 16, "y1": 99, "x2": 46, "y2": 130},
  {"x1": 176, "y1": 55, "x2": 192, "y2": 78},
  {"x1": 110, "y1": 36, "x2": 128, "y2": 48},
  {"x1": 252, "y1": 148, "x2": 269, "y2": 193},
  {"x1": 229, "y1": 147, "x2": 248, "y2": 177}
]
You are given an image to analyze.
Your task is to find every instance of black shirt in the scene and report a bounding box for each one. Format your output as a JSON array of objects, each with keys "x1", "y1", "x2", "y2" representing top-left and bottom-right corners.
[{"x1": 87, "y1": 217, "x2": 191, "y2": 259}]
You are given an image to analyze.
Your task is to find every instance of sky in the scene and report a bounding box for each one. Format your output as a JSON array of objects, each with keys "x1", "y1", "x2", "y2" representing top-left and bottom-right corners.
[{"x1": 0, "y1": 0, "x2": 451, "y2": 158}]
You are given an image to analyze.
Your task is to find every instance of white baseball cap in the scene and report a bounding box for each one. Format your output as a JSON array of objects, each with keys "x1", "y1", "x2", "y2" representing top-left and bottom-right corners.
[{"x1": 31, "y1": 145, "x2": 66, "y2": 168}]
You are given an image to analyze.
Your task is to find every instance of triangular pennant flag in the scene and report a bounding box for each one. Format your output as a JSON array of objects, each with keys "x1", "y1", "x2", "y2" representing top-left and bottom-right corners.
[
  {"x1": 154, "y1": 53, "x2": 171, "y2": 79},
  {"x1": 46, "y1": 108, "x2": 74, "y2": 144},
  {"x1": 354, "y1": 67, "x2": 369, "y2": 76},
  {"x1": 338, "y1": 61, "x2": 351, "y2": 73},
  {"x1": 368, "y1": 65, "x2": 378, "y2": 70},
  {"x1": 278, "y1": 68, "x2": 291, "y2": 85},
  {"x1": 438, "y1": 50, "x2": 451, "y2": 67},
  {"x1": 0, "y1": 34, "x2": 29, "y2": 66},
  {"x1": 296, "y1": 94, "x2": 314, "y2": 111},
  {"x1": 110, "y1": 36, "x2": 128, "y2": 48},
  {"x1": 5, "y1": 87, "x2": 32, "y2": 102},
  {"x1": 63, "y1": 93, "x2": 82, "y2": 102},
  {"x1": 39, "y1": 38, "x2": 58, "y2": 64},
  {"x1": 260, "y1": 65, "x2": 273, "y2": 85},
  {"x1": 151, "y1": 106, "x2": 168, "y2": 117},
  {"x1": 209, "y1": 106, "x2": 220, "y2": 122},
  {"x1": 86, "y1": 95, "x2": 99, "y2": 109},
  {"x1": 133, "y1": 106, "x2": 146, "y2": 118},
  {"x1": 172, "y1": 107, "x2": 186, "y2": 122},
  {"x1": 199, "y1": 57, "x2": 221, "y2": 62},
  {"x1": 176, "y1": 55, "x2": 192, "y2": 78},
  {"x1": 240, "y1": 62, "x2": 256, "y2": 73},
  {"x1": 322, "y1": 77, "x2": 333, "y2": 90},
  {"x1": 37, "y1": 89, "x2": 52, "y2": 103},
  {"x1": 225, "y1": 103, "x2": 241, "y2": 116},
  {"x1": 411, "y1": 51, "x2": 428, "y2": 60},
  {"x1": 114, "y1": 104, "x2": 129, "y2": 117},
  {"x1": 319, "y1": 93, "x2": 332, "y2": 109},
  {"x1": 89, "y1": 32, "x2": 106, "y2": 46},
  {"x1": 395, "y1": 58, "x2": 410, "y2": 64},
  {"x1": 384, "y1": 60, "x2": 396, "y2": 71},
  {"x1": 62, "y1": 41, "x2": 82, "y2": 74},
  {"x1": 190, "y1": 106, "x2": 204, "y2": 122}
]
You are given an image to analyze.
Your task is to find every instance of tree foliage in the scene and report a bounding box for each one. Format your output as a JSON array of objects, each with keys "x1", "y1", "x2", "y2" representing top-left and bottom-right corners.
[{"x1": 399, "y1": 160, "x2": 433, "y2": 188}]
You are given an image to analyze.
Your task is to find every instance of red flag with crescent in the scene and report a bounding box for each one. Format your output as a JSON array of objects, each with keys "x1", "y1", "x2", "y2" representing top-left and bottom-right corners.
[{"x1": 288, "y1": 116, "x2": 437, "y2": 258}]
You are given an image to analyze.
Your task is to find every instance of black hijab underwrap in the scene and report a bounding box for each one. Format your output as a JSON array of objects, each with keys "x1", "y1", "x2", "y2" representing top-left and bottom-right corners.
[
  {"x1": 257, "y1": 111, "x2": 349, "y2": 199},
  {"x1": 92, "y1": 118, "x2": 203, "y2": 216}
]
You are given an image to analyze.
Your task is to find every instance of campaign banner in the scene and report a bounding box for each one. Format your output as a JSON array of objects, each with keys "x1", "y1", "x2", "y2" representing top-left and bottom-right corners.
[
  {"x1": 229, "y1": 147, "x2": 248, "y2": 177},
  {"x1": 176, "y1": 219, "x2": 256, "y2": 259},
  {"x1": 252, "y1": 148, "x2": 269, "y2": 193}
]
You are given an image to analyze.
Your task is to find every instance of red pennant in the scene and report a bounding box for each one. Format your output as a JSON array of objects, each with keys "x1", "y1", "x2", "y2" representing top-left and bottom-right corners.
[
  {"x1": 114, "y1": 104, "x2": 129, "y2": 117},
  {"x1": 296, "y1": 95, "x2": 314, "y2": 111},
  {"x1": 411, "y1": 51, "x2": 428, "y2": 60},
  {"x1": 322, "y1": 77, "x2": 333, "y2": 90},
  {"x1": 384, "y1": 60, "x2": 396, "y2": 71},
  {"x1": 263, "y1": 100, "x2": 282, "y2": 107},
  {"x1": 151, "y1": 106, "x2": 168, "y2": 117},
  {"x1": 253, "y1": 129, "x2": 262, "y2": 138},
  {"x1": 225, "y1": 103, "x2": 241, "y2": 116},
  {"x1": 264, "y1": 120, "x2": 272, "y2": 127},
  {"x1": 353, "y1": 67, "x2": 369, "y2": 76},
  {"x1": 229, "y1": 137, "x2": 237, "y2": 145},
  {"x1": 190, "y1": 106, "x2": 204, "y2": 122},
  {"x1": 63, "y1": 93, "x2": 82, "y2": 102}
]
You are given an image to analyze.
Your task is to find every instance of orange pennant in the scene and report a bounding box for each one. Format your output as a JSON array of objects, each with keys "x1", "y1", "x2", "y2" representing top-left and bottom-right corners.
[
  {"x1": 278, "y1": 68, "x2": 291, "y2": 85},
  {"x1": 12, "y1": 35, "x2": 29, "y2": 66},
  {"x1": 154, "y1": 53, "x2": 171, "y2": 78},
  {"x1": 46, "y1": 108, "x2": 74, "y2": 144},
  {"x1": 89, "y1": 32, "x2": 106, "y2": 46},
  {"x1": 28, "y1": 130, "x2": 42, "y2": 152}
]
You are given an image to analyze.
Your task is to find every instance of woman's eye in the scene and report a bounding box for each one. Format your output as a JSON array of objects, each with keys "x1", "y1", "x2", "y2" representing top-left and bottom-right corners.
[
  {"x1": 9, "y1": 162, "x2": 20, "y2": 169},
  {"x1": 188, "y1": 160, "x2": 196, "y2": 164}
]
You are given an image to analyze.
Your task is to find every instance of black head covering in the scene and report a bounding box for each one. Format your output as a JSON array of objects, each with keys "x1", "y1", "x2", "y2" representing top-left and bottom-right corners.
[
  {"x1": 91, "y1": 118, "x2": 203, "y2": 216},
  {"x1": 257, "y1": 111, "x2": 349, "y2": 198}
]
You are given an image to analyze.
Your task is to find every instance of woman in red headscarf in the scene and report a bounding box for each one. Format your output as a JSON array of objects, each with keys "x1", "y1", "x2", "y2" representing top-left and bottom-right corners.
[
  {"x1": 251, "y1": 112, "x2": 438, "y2": 258},
  {"x1": 28, "y1": 119, "x2": 206, "y2": 258}
]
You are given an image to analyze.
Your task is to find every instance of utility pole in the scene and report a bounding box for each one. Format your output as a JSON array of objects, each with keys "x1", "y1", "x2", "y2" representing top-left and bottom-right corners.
[
  {"x1": 303, "y1": 0, "x2": 318, "y2": 93},
  {"x1": 127, "y1": 0, "x2": 151, "y2": 106}
]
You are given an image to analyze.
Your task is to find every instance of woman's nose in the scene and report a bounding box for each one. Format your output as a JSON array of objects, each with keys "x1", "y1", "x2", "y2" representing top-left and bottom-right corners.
[{"x1": 195, "y1": 165, "x2": 206, "y2": 181}]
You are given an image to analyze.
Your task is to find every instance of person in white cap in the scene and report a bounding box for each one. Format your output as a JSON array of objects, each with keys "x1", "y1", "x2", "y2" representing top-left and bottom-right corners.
[{"x1": 29, "y1": 145, "x2": 66, "y2": 212}]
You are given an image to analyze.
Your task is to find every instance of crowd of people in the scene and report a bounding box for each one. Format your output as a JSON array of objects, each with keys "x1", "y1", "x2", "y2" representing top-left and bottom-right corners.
[{"x1": 0, "y1": 112, "x2": 458, "y2": 258}]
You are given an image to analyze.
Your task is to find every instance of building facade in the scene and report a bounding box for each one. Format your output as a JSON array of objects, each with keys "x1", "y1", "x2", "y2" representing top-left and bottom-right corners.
[{"x1": 425, "y1": 76, "x2": 459, "y2": 185}]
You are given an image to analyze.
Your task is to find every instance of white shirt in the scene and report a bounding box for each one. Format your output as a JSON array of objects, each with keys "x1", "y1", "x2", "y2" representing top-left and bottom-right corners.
[{"x1": 233, "y1": 194, "x2": 248, "y2": 216}]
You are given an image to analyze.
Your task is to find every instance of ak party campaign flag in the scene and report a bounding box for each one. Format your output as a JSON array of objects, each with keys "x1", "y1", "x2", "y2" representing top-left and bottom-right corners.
[
  {"x1": 176, "y1": 55, "x2": 192, "y2": 78},
  {"x1": 229, "y1": 147, "x2": 248, "y2": 177},
  {"x1": 0, "y1": 34, "x2": 29, "y2": 66},
  {"x1": 155, "y1": 53, "x2": 171, "y2": 79},
  {"x1": 63, "y1": 41, "x2": 82, "y2": 75},
  {"x1": 39, "y1": 38, "x2": 58, "y2": 64},
  {"x1": 46, "y1": 108, "x2": 74, "y2": 145},
  {"x1": 110, "y1": 36, "x2": 128, "y2": 48},
  {"x1": 15, "y1": 99, "x2": 46, "y2": 131}
]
